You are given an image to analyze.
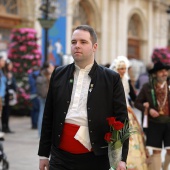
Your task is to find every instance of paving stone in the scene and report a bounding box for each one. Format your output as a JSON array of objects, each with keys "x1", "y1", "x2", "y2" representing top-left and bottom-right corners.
[{"x1": 3, "y1": 116, "x2": 39, "y2": 170}]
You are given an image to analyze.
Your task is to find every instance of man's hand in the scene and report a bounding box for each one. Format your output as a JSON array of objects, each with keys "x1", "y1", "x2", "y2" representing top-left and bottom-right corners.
[
  {"x1": 116, "y1": 161, "x2": 126, "y2": 170},
  {"x1": 149, "y1": 108, "x2": 159, "y2": 117},
  {"x1": 39, "y1": 159, "x2": 49, "y2": 170}
]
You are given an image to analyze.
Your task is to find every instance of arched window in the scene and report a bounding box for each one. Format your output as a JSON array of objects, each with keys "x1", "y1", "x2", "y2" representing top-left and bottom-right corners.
[
  {"x1": 72, "y1": 1, "x2": 89, "y2": 29},
  {"x1": 127, "y1": 14, "x2": 142, "y2": 59},
  {"x1": 0, "y1": 0, "x2": 18, "y2": 15}
]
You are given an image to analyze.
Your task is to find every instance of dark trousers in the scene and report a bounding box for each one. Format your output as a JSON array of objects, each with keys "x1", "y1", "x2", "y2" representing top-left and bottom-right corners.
[
  {"x1": 50, "y1": 146, "x2": 110, "y2": 170},
  {"x1": 30, "y1": 97, "x2": 40, "y2": 128},
  {"x1": 1, "y1": 105, "x2": 11, "y2": 130}
]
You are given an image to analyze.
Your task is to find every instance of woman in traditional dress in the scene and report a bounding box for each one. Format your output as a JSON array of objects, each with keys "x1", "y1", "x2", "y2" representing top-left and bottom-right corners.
[{"x1": 110, "y1": 56, "x2": 148, "y2": 170}]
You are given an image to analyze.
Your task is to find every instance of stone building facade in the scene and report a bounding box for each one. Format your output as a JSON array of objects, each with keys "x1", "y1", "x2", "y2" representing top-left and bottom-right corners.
[
  {"x1": 0, "y1": 0, "x2": 41, "y2": 51},
  {"x1": 66, "y1": 0, "x2": 170, "y2": 66}
]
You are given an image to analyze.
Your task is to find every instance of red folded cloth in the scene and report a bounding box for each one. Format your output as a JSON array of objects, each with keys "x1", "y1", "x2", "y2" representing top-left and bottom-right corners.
[{"x1": 59, "y1": 123, "x2": 92, "y2": 154}]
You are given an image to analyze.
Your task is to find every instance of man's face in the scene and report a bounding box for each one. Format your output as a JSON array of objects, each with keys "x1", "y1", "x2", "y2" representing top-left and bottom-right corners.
[
  {"x1": 156, "y1": 69, "x2": 169, "y2": 83},
  {"x1": 0, "y1": 58, "x2": 5, "y2": 68},
  {"x1": 71, "y1": 30, "x2": 97, "y2": 66}
]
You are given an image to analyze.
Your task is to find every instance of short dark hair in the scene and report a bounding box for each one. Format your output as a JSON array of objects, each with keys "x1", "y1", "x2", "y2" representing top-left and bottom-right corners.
[{"x1": 74, "y1": 25, "x2": 97, "y2": 44}]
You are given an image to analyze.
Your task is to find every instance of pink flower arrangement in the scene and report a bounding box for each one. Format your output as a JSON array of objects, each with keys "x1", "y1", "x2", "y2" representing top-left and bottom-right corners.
[
  {"x1": 152, "y1": 47, "x2": 170, "y2": 65},
  {"x1": 8, "y1": 28, "x2": 42, "y2": 111}
]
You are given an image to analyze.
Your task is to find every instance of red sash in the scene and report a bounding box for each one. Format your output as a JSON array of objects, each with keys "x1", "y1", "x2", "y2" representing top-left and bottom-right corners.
[{"x1": 59, "y1": 123, "x2": 92, "y2": 154}]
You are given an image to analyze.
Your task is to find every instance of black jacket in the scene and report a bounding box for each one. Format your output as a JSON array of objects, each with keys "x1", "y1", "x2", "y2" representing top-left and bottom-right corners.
[{"x1": 38, "y1": 61, "x2": 129, "y2": 162}]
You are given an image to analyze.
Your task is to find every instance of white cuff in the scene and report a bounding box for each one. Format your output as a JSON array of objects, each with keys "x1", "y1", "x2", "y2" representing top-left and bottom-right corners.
[{"x1": 39, "y1": 156, "x2": 48, "y2": 159}]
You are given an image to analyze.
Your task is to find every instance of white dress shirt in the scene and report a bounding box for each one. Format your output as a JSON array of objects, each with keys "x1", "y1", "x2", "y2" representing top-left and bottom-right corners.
[{"x1": 65, "y1": 64, "x2": 92, "y2": 126}]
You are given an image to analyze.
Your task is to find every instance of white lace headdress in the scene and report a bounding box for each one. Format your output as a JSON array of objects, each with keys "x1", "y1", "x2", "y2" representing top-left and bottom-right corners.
[{"x1": 109, "y1": 56, "x2": 131, "y2": 106}]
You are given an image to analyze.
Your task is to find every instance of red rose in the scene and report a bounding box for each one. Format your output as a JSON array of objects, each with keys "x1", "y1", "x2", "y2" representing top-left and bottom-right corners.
[
  {"x1": 104, "y1": 132, "x2": 112, "y2": 142},
  {"x1": 106, "y1": 117, "x2": 116, "y2": 126},
  {"x1": 113, "y1": 121, "x2": 124, "y2": 130}
]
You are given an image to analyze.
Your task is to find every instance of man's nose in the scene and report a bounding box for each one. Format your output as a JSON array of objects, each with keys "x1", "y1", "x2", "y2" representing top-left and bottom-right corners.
[{"x1": 75, "y1": 42, "x2": 80, "y2": 48}]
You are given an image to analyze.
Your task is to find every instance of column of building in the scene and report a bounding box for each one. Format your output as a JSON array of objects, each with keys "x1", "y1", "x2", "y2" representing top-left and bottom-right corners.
[{"x1": 100, "y1": 0, "x2": 109, "y2": 65}]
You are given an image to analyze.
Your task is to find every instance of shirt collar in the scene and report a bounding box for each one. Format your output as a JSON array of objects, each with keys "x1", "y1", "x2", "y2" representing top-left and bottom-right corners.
[
  {"x1": 68, "y1": 60, "x2": 98, "y2": 79},
  {"x1": 75, "y1": 63, "x2": 94, "y2": 72}
]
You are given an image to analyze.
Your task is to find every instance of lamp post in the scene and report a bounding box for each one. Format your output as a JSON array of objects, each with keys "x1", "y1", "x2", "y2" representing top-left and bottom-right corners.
[{"x1": 38, "y1": 0, "x2": 58, "y2": 63}]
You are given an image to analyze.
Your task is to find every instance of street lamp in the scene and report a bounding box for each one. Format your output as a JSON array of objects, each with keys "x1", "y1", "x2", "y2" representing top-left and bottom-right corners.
[{"x1": 38, "y1": 0, "x2": 58, "y2": 63}]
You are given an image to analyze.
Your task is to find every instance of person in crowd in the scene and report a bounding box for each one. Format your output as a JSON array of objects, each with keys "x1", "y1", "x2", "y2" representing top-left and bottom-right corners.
[
  {"x1": 135, "y1": 63, "x2": 153, "y2": 94},
  {"x1": 38, "y1": 25, "x2": 129, "y2": 170},
  {"x1": 48, "y1": 40, "x2": 56, "y2": 65},
  {"x1": 110, "y1": 56, "x2": 148, "y2": 170},
  {"x1": 104, "y1": 63, "x2": 110, "y2": 68},
  {"x1": 0, "y1": 54, "x2": 6, "y2": 118},
  {"x1": 36, "y1": 62, "x2": 54, "y2": 137},
  {"x1": 28, "y1": 65, "x2": 40, "y2": 129},
  {"x1": 55, "y1": 39, "x2": 63, "y2": 66},
  {"x1": 1, "y1": 59, "x2": 17, "y2": 133},
  {"x1": 135, "y1": 62, "x2": 153, "y2": 129},
  {"x1": 0, "y1": 52, "x2": 7, "y2": 139},
  {"x1": 134, "y1": 61, "x2": 170, "y2": 170}
]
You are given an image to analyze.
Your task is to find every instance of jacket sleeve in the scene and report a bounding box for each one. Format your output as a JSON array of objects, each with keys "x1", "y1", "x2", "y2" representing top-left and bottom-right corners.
[{"x1": 112, "y1": 74, "x2": 129, "y2": 162}]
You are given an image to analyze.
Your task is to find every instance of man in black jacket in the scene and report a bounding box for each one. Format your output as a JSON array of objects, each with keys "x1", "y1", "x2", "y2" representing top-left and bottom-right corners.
[
  {"x1": 38, "y1": 25, "x2": 129, "y2": 170},
  {"x1": 135, "y1": 61, "x2": 170, "y2": 170}
]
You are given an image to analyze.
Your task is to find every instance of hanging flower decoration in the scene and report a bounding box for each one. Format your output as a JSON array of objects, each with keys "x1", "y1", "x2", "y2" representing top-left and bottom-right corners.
[
  {"x1": 151, "y1": 47, "x2": 170, "y2": 65},
  {"x1": 8, "y1": 28, "x2": 42, "y2": 112}
]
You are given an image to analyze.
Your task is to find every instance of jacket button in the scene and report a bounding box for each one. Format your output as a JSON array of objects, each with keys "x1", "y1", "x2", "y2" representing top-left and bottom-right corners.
[
  {"x1": 89, "y1": 119, "x2": 91, "y2": 122},
  {"x1": 64, "y1": 112, "x2": 66, "y2": 114},
  {"x1": 88, "y1": 107, "x2": 90, "y2": 110},
  {"x1": 67, "y1": 101, "x2": 70, "y2": 103},
  {"x1": 58, "y1": 135, "x2": 60, "y2": 137},
  {"x1": 60, "y1": 123, "x2": 63, "y2": 125},
  {"x1": 92, "y1": 142, "x2": 94, "y2": 145},
  {"x1": 90, "y1": 131, "x2": 93, "y2": 133}
]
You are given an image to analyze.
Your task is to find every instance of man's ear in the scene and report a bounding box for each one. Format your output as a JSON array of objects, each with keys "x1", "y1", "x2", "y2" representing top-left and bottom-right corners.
[{"x1": 93, "y1": 43, "x2": 98, "y2": 52}]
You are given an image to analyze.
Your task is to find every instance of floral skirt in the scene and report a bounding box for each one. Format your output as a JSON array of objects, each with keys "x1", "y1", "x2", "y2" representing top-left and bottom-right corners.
[{"x1": 126, "y1": 107, "x2": 148, "y2": 170}]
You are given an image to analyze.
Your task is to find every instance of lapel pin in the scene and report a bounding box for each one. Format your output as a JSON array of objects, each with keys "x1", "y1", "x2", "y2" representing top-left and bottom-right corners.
[
  {"x1": 70, "y1": 79, "x2": 73, "y2": 83},
  {"x1": 89, "y1": 84, "x2": 94, "y2": 92}
]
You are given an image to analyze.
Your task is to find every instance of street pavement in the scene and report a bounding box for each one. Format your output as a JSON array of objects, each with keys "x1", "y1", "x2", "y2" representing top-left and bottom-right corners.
[
  {"x1": 3, "y1": 115, "x2": 39, "y2": 170},
  {"x1": 1, "y1": 110, "x2": 167, "y2": 170}
]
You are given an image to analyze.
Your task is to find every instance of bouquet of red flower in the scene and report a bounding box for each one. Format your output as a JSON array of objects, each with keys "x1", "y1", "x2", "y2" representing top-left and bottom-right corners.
[{"x1": 104, "y1": 117, "x2": 137, "y2": 170}]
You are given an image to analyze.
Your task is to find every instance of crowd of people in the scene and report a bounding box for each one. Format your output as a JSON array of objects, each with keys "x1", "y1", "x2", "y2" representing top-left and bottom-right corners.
[
  {"x1": 0, "y1": 52, "x2": 56, "y2": 138},
  {"x1": 28, "y1": 62, "x2": 55, "y2": 134},
  {"x1": 0, "y1": 52, "x2": 17, "y2": 134}
]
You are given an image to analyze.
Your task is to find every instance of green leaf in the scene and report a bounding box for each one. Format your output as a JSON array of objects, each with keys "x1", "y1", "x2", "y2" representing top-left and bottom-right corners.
[{"x1": 112, "y1": 140, "x2": 122, "y2": 150}]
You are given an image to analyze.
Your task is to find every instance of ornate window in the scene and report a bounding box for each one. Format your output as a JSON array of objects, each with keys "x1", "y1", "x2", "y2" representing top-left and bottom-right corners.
[
  {"x1": 0, "y1": 0, "x2": 18, "y2": 15},
  {"x1": 72, "y1": 1, "x2": 90, "y2": 29},
  {"x1": 128, "y1": 14, "x2": 141, "y2": 38},
  {"x1": 128, "y1": 14, "x2": 141, "y2": 59}
]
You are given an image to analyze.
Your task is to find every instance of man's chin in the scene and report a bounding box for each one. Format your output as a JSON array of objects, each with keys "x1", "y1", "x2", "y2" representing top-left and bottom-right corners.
[{"x1": 73, "y1": 56, "x2": 82, "y2": 61}]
